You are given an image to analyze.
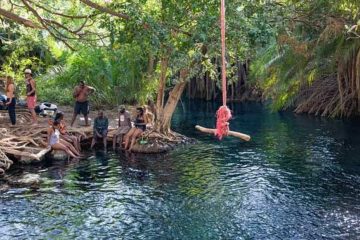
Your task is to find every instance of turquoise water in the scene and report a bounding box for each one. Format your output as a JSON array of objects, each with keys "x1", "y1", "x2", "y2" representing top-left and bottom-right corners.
[{"x1": 1, "y1": 101, "x2": 360, "y2": 239}]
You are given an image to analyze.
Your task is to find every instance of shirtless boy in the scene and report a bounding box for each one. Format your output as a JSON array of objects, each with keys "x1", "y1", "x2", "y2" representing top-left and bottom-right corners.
[{"x1": 70, "y1": 81, "x2": 95, "y2": 127}]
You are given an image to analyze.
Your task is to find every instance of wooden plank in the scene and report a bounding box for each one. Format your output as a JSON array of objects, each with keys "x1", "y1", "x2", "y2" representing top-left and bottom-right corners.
[{"x1": 195, "y1": 125, "x2": 251, "y2": 141}]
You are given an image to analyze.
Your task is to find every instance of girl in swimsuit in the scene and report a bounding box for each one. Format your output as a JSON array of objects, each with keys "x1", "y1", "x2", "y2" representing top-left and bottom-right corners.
[
  {"x1": 124, "y1": 107, "x2": 147, "y2": 151},
  {"x1": 48, "y1": 121, "x2": 80, "y2": 159},
  {"x1": 54, "y1": 112, "x2": 83, "y2": 152}
]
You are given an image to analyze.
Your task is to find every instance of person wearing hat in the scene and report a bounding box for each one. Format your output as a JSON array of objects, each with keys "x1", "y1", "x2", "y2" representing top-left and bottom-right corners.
[
  {"x1": 70, "y1": 80, "x2": 95, "y2": 127},
  {"x1": 113, "y1": 105, "x2": 132, "y2": 150},
  {"x1": 24, "y1": 69, "x2": 37, "y2": 124}
]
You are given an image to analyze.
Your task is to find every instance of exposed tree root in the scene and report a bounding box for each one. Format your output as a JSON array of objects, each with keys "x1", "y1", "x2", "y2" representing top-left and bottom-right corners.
[
  {"x1": 294, "y1": 47, "x2": 360, "y2": 117},
  {"x1": 130, "y1": 130, "x2": 194, "y2": 153},
  {"x1": 0, "y1": 124, "x2": 97, "y2": 175}
]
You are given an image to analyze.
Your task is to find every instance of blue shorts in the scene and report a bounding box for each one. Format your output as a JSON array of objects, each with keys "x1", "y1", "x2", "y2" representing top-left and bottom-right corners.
[
  {"x1": 94, "y1": 129, "x2": 108, "y2": 140},
  {"x1": 74, "y1": 101, "x2": 89, "y2": 115}
]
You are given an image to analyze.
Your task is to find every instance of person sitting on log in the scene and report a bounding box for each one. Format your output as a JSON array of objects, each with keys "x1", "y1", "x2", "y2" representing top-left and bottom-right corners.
[
  {"x1": 53, "y1": 112, "x2": 82, "y2": 152},
  {"x1": 91, "y1": 111, "x2": 109, "y2": 150},
  {"x1": 48, "y1": 120, "x2": 80, "y2": 159},
  {"x1": 113, "y1": 105, "x2": 131, "y2": 150},
  {"x1": 124, "y1": 107, "x2": 148, "y2": 151}
]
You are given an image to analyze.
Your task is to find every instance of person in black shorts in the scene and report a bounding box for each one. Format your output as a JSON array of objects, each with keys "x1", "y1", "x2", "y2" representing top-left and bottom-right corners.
[
  {"x1": 74, "y1": 101, "x2": 89, "y2": 116},
  {"x1": 71, "y1": 81, "x2": 95, "y2": 127}
]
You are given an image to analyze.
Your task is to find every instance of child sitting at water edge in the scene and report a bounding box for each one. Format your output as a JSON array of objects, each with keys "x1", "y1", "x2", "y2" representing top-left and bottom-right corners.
[
  {"x1": 54, "y1": 112, "x2": 83, "y2": 152},
  {"x1": 48, "y1": 121, "x2": 80, "y2": 159},
  {"x1": 91, "y1": 111, "x2": 109, "y2": 150}
]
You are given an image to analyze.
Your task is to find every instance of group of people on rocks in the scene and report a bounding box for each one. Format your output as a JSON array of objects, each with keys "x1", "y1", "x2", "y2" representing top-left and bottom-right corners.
[
  {"x1": 52, "y1": 82, "x2": 154, "y2": 157},
  {"x1": 1, "y1": 69, "x2": 155, "y2": 159},
  {"x1": 1, "y1": 69, "x2": 37, "y2": 126},
  {"x1": 50, "y1": 105, "x2": 153, "y2": 158}
]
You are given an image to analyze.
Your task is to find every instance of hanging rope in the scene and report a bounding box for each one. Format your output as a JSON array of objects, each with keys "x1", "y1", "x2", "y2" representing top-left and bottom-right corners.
[{"x1": 215, "y1": 0, "x2": 232, "y2": 140}]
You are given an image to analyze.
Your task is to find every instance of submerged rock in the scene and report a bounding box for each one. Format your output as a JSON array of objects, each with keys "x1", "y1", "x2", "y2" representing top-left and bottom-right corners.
[
  {"x1": 46, "y1": 150, "x2": 68, "y2": 160},
  {"x1": 7, "y1": 173, "x2": 41, "y2": 187},
  {"x1": 131, "y1": 142, "x2": 173, "y2": 153},
  {"x1": 0, "y1": 183, "x2": 10, "y2": 192},
  {"x1": 125, "y1": 168, "x2": 149, "y2": 180},
  {"x1": 130, "y1": 134, "x2": 195, "y2": 154}
]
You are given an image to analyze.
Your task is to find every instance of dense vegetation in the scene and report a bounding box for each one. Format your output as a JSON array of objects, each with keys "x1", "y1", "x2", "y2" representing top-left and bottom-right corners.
[
  {"x1": 252, "y1": 0, "x2": 360, "y2": 117},
  {"x1": 0, "y1": 0, "x2": 359, "y2": 130}
]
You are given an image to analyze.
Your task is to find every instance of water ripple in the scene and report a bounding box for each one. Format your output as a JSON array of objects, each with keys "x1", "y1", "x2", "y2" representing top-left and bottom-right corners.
[{"x1": 1, "y1": 102, "x2": 360, "y2": 239}]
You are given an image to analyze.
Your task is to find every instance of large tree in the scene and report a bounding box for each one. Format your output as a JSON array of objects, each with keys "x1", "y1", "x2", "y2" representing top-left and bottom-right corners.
[{"x1": 0, "y1": 0, "x2": 277, "y2": 134}]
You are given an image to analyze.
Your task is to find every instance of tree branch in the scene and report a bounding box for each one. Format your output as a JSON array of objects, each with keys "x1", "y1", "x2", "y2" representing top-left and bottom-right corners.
[
  {"x1": 26, "y1": 0, "x2": 98, "y2": 19},
  {"x1": 0, "y1": 7, "x2": 43, "y2": 29},
  {"x1": 79, "y1": 0, "x2": 130, "y2": 20},
  {"x1": 20, "y1": 0, "x2": 75, "y2": 51},
  {"x1": 79, "y1": 0, "x2": 191, "y2": 36}
]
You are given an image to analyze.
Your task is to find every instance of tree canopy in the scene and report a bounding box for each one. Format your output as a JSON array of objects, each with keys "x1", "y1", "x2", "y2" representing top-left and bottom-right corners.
[{"x1": 1, "y1": 0, "x2": 359, "y2": 118}]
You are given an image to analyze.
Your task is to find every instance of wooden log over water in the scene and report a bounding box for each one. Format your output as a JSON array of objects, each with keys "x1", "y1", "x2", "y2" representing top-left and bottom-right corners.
[{"x1": 195, "y1": 125, "x2": 251, "y2": 141}]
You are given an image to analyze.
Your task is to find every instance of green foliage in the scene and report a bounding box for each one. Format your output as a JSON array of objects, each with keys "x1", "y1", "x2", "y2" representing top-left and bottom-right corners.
[
  {"x1": 251, "y1": 0, "x2": 360, "y2": 111},
  {"x1": 3, "y1": 0, "x2": 358, "y2": 115},
  {"x1": 0, "y1": 26, "x2": 58, "y2": 95},
  {"x1": 37, "y1": 46, "x2": 157, "y2": 106}
]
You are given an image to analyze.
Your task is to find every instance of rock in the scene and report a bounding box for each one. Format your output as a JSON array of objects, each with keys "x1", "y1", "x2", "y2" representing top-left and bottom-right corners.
[
  {"x1": 7, "y1": 173, "x2": 41, "y2": 187},
  {"x1": 129, "y1": 134, "x2": 195, "y2": 154},
  {"x1": 0, "y1": 183, "x2": 10, "y2": 192},
  {"x1": 46, "y1": 150, "x2": 68, "y2": 160},
  {"x1": 79, "y1": 117, "x2": 92, "y2": 126},
  {"x1": 125, "y1": 168, "x2": 149, "y2": 179},
  {"x1": 131, "y1": 142, "x2": 171, "y2": 153}
]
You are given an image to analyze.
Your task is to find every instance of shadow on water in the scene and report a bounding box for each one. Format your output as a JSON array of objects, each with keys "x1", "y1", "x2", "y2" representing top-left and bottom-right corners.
[{"x1": 1, "y1": 100, "x2": 360, "y2": 239}]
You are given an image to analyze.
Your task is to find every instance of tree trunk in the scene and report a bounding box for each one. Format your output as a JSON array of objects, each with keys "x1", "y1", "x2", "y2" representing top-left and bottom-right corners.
[
  {"x1": 156, "y1": 54, "x2": 170, "y2": 119},
  {"x1": 155, "y1": 69, "x2": 188, "y2": 134},
  {"x1": 147, "y1": 53, "x2": 156, "y2": 77},
  {"x1": 231, "y1": 82, "x2": 235, "y2": 100},
  {"x1": 356, "y1": 49, "x2": 360, "y2": 112},
  {"x1": 206, "y1": 72, "x2": 211, "y2": 101}
]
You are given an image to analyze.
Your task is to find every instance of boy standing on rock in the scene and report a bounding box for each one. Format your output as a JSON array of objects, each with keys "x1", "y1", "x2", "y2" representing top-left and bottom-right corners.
[{"x1": 70, "y1": 80, "x2": 95, "y2": 127}]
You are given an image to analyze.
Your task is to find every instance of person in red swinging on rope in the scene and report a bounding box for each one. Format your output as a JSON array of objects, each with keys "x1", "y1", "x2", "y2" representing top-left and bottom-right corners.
[
  {"x1": 70, "y1": 80, "x2": 95, "y2": 127},
  {"x1": 24, "y1": 69, "x2": 37, "y2": 125}
]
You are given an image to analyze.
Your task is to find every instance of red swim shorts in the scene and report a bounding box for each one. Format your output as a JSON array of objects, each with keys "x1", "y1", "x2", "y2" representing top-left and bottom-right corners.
[{"x1": 27, "y1": 96, "x2": 37, "y2": 109}]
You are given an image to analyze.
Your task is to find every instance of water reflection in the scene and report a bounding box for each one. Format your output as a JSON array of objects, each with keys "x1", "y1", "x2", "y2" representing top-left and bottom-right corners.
[{"x1": 1, "y1": 101, "x2": 360, "y2": 239}]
